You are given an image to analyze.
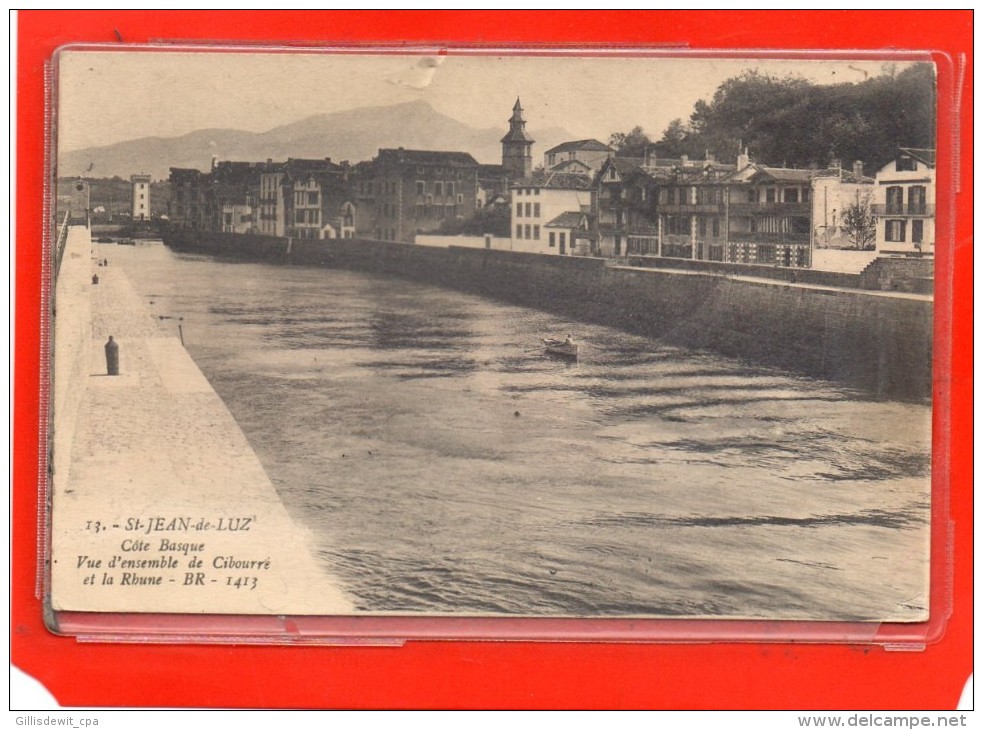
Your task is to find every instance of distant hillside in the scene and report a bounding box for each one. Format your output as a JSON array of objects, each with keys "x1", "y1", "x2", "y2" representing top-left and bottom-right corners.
[
  {"x1": 58, "y1": 100, "x2": 575, "y2": 179},
  {"x1": 646, "y1": 64, "x2": 936, "y2": 172}
]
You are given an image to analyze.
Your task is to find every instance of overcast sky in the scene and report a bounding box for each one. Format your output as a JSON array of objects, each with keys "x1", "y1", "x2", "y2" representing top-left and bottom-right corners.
[{"x1": 57, "y1": 49, "x2": 915, "y2": 153}]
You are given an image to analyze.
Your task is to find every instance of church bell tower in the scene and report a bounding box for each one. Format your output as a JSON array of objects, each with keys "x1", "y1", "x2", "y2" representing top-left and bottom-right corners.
[{"x1": 501, "y1": 98, "x2": 534, "y2": 180}]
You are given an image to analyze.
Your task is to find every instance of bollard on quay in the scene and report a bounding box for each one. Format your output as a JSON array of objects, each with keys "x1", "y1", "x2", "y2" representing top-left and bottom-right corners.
[{"x1": 105, "y1": 335, "x2": 119, "y2": 376}]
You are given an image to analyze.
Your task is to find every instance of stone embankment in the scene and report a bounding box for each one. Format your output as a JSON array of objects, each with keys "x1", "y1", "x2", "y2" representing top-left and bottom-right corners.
[
  {"x1": 166, "y1": 230, "x2": 935, "y2": 401},
  {"x1": 50, "y1": 226, "x2": 352, "y2": 617}
]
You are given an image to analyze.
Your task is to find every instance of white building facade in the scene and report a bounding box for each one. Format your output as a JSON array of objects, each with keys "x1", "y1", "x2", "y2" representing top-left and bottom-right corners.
[
  {"x1": 873, "y1": 148, "x2": 935, "y2": 255},
  {"x1": 510, "y1": 173, "x2": 594, "y2": 254}
]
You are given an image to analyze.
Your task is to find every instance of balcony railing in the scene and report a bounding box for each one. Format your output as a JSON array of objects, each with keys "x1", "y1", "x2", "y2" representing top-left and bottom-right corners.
[
  {"x1": 871, "y1": 203, "x2": 935, "y2": 217},
  {"x1": 728, "y1": 201, "x2": 811, "y2": 216},
  {"x1": 658, "y1": 203, "x2": 723, "y2": 215},
  {"x1": 728, "y1": 232, "x2": 810, "y2": 244}
]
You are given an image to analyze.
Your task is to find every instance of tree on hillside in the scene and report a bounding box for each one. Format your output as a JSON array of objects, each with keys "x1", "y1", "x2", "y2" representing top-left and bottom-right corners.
[
  {"x1": 649, "y1": 64, "x2": 936, "y2": 170},
  {"x1": 648, "y1": 119, "x2": 690, "y2": 159},
  {"x1": 608, "y1": 126, "x2": 651, "y2": 158}
]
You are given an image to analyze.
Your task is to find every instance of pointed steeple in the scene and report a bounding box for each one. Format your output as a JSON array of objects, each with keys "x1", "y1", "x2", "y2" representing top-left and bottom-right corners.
[{"x1": 502, "y1": 97, "x2": 534, "y2": 179}]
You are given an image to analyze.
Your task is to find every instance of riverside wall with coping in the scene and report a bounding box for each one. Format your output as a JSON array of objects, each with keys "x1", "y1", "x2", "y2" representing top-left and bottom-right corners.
[{"x1": 164, "y1": 230, "x2": 934, "y2": 401}]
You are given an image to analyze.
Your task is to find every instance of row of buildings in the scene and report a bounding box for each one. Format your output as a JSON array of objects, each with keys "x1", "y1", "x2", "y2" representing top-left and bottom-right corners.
[
  {"x1": 166, "y1": 99, "x2": 936, "y2": 268},
  {"x1": 531, "y1": 144, "x2": 935, "y2": 266}
]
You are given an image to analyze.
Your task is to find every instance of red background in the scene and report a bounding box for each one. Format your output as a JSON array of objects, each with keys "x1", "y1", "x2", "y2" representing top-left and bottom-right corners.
[{"x1": 12, "y1": 10, "x2": 973, "y2": 709}]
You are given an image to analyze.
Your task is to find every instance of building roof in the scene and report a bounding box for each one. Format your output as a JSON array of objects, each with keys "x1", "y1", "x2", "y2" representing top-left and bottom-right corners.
[
  {"x1": 169, "y1": 167, "x2": 202, "y2": 180},
  {"x1": 746, "y1": 166, "x2": 814, "y2": 184},
  {"x1": 281, "y1": 157, "x2": 344, "y2": 175},
  {"x1": 545, "y1": 211, "x2": 592, "y2": 229},
  {"x1": 812, "y1": 168, "x2": 875, "y2": 184},
  {"x1": 551, "y1": 159, "x2": 594, "y2": 174},
  {"x1": 512, "y1": 170, "x2": 595, "y2": 190},
  {"x1": 501, "y1": 126, "x2": 534, "y2": 144},
  {"x1": 210, "y1": 161, "x2": 265, "y2": 185},
  {"x1": 501, "y1": 98, "x2": 534, "y2": 145},
  {"x1": 595, "y1": 156, "x2": 649, "y2": 185},
  {"x1": 546, "y1": 138, "x2": 613, "y2": 155},
  {"x1": 900, "y1": 148, "x2": 936, "y2": 168},
  {"x1": 376, "y1": 148, "x2": 480, "y2": 167}
]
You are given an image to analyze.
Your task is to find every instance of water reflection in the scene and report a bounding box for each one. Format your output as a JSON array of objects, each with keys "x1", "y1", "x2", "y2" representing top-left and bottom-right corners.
[{"x1": 118, "y1": 245, "x2": 932, "y2": 620}]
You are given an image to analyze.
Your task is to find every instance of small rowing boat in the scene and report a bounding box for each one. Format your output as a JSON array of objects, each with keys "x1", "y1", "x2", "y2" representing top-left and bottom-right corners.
[{"x1": 542, "y1": 337, "x2": 578, "y2": 359}]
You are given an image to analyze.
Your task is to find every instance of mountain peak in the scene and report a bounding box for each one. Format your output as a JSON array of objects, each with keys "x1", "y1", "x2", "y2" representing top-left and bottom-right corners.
[{"x1": 59, "y1": 101, "x2": 577, "y2": 178}]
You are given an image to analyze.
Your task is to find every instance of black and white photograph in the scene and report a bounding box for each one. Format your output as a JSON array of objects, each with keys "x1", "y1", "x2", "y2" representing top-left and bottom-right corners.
[{"x1": 49, "y1": 49, "x2": 935, "y2": 623}]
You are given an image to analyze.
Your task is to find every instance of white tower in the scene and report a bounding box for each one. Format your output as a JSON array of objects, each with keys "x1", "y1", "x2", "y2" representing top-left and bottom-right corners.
[{"x1": 131, "y1": 174, "x2": 151, "y2": 221}]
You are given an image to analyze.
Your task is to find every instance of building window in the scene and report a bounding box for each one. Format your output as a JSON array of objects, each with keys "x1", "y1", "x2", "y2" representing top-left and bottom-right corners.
[
  {"x1": 549, "y1": 232, "x2": 556, "y2": 247},
  {"x1": 665, "y1": 215, "x2": 689, "y2": 236},
  {"x1": 697, "y1": 187, "x2": 719, "y2": 205},
  {"x1": 308, "y1": 192, "x2": 318, "y2": 205},
  {"x1": 912, "y1": 219, "x2": 924, "y2": 244},
  {"x1": 747, "y1": 189, "x2": 757, "y2": 203},
  {"x1": 434, "y1": 182, "x2": 443, "y2": 197},
  {"x1": 886, "y1": 186, "x2": 904, "y2": 215},
  {"x1": 559, "y1": 232, "x2": 566, "y2": 248},
  {"x1": 885, "y1": 220, "x2": 907, "y2": 242},
  {"x1": 516, "y1": 188, "x2": 523, "y2": 196},
  {"x1": 909, "y1": 186, "x2": 927, "y2": 214},
  {"x1": 447, "y1": 182, "x2": 454, "y2": 197},
  {"x1": 534, "y1": 188, "x2": 539, "y2": 195},
  {"x1": 516, "y1": 203, "x2": 523, "y2": 218},
  {"x1": 516, "y1": 224, "x2": 523, "y2": 239},
  {"x1": 712, "y1": 217, "x2": 720, "y2": 237},
  {"x1": 802, "y1": 188, "x2": 810, "y2": 202},
  {"x1": 533, "y1": 203, "x2": 540, "y2": 217},
  {"x1": 896, "y1": 156, "x2": 917, "y2": 172},
  {"x1": 525, "y1": 224, "x2": 532, "y2": 239},
  {"x1": 698, "y1": 218, "x2": 707, "y2": 237},
  {"x1": 765, "y1": 188, "x2": 776, "y2": 203},
  {"x1": 533, "y1": 225, "x2": 540, "y2": 240},
  {"x1": 416, "y1": 181, "x2": 425, "y2": 196},
  {"x1": 524, "y1": 203, "x2": 532, "y2": 217},
  {"x1": 457, "y1": 194, "x2": 463, "y2": 204},
  {"x1": 783, "y1": 188, "x2": 799, "y2": 203}
]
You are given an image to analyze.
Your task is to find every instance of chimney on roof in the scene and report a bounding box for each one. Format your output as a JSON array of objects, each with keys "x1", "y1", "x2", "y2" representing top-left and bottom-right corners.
[
  {"x1": 267, "y1": 158, "x2": 273, "y2": 164},
  {"x1": 211, "y1": 155, "x2": 218, "y2": 171},
  {"x1": 325, "y1": 157, "x2": 331, "y2": 164},
  {"x1": 830, "y1": 158, "x2": 842, "y2": 172},
  {"x1": 853, "y1": 160, "x2": 864, "y2": 178},
  {"x1": 737, "y1": 147, "x2": 750, "y2": 170}
]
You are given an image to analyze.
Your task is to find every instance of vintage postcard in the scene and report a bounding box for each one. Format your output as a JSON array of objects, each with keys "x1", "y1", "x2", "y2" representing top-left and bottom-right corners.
[{"x1": 49, "y1": 48, "x2": 935, "y2": 623}]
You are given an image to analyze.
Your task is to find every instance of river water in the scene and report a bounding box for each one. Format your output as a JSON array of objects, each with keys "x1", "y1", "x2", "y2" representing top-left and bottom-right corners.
[{"x1": 117, "y1": 241, "x2": 932, "y2": 621}]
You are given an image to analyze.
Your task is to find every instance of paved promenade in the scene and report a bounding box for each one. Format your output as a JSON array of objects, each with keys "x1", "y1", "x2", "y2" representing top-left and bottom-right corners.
[{"x1": 50, "y1": 228, "x2": 353, "y2": 615}]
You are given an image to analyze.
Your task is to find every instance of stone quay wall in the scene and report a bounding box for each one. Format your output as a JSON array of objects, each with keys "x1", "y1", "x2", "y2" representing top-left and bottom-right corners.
[{"x1": 164, "y1": 229, "x2": 934, "y2": 401}]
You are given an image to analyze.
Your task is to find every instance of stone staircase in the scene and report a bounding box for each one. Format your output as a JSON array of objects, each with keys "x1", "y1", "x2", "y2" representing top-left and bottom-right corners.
[{"x1": 860, "y1": 256, "x2": 935, "y2": 294}]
